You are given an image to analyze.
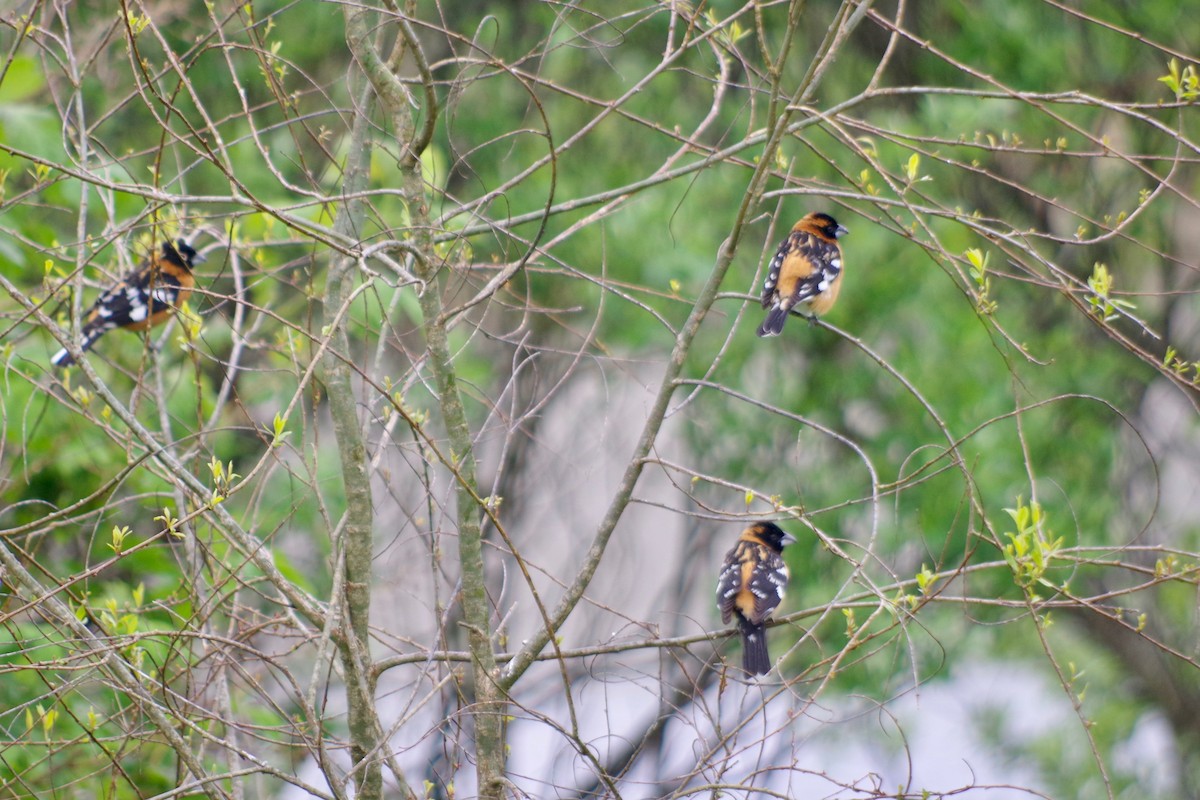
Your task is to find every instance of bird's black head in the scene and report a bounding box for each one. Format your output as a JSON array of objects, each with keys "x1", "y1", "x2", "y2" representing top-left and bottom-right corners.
[
  {"x1": 749, "y1": 521, "x2": 795, "y2": 553},
  {"x1": 161, "y1": 239, "x2": 204, "y2": 270},
  {"x1": 806, "y1": 212, "x2": 849, "y2": 240}
]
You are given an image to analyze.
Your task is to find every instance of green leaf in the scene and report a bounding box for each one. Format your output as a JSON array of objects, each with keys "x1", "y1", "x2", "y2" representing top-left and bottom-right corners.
[
  {"x1": 108, "y1": 525, "x2": 132, "y2": 554},
  {"x1": 272, "y1": 412, "x2": 290, "y2": 446},
  {"x1": 42, "y1": 707, "x2": 57, "y2": 736}
]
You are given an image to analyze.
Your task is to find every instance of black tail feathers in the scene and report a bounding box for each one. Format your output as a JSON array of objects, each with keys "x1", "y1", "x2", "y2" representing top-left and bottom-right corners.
[
  {"x1": 756, "y1": 305, "x2": 788, "y2": 337},
  {"x1": 740, "y1": 619, "x2": 770, "y2": 676},
  {"x1": 51, "y1": 330, "x2": 99, "y2": 367},
  {"x1": 50, "y1": 348, "x2": 75, "y2": 367}
]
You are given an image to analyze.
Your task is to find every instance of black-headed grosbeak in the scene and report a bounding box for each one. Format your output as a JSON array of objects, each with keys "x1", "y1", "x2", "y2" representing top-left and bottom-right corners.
[
  {"x1": 51, "y1": 239, "x2": 203, "y2": 367},
  {"x1": 757, "y1": 212, "x2": 849, "y2": 337},
  {"x1": 716, "y1": 521, "x2": 795, "y2": 676}
]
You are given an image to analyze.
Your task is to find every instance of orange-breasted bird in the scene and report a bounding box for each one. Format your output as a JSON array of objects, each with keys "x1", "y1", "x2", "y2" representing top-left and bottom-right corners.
[
  {"x1": 716, "y1": 521, "x2": 795, "y2": 676},
  {"x1": 51, "y1": 239, "x2": 203, "y2": 367},
  {"x1": 757, "y1": 212, "x2": 848, "y2": 337}
]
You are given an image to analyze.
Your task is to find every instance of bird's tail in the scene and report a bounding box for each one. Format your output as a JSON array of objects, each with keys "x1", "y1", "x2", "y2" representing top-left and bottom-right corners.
[
  {"x1": 756, "y1": 305, "x2": 788, "y2": 337},
  {"x1": 51, "y1": 347, "x2": 76, "y2": 367},
  {"x1": 740, "y1": 618, "x2": 770, "y2": 676},
  {"x1": 51, "y1": 329, "x2": 100, "y2": 367}
]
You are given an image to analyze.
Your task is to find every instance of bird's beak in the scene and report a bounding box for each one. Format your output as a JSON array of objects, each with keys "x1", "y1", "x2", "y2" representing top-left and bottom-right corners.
[
  {"x1": 782, "y1": 532, "x2": 798, "y2": 546},
  {"x1": 834, "y1": 225, "x2": 849, "y2": 239},
  {"x1": 191, "y1": 251, "x2": 208, "y2": 265}
]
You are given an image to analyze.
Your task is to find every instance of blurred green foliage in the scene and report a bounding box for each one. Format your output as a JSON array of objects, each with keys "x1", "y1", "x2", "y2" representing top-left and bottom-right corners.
[{"x1": 1, "y1": 0, "x2": 1199, "y2": 796}]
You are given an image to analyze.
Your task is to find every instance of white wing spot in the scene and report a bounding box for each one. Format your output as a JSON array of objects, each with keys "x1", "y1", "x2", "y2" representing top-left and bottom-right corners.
[
  {"x1": 128, "y1": 304, "x2": 148, "y2": 322},
  {"x1": 151, "y1": 287, "x2": 175, "y2": 304}
]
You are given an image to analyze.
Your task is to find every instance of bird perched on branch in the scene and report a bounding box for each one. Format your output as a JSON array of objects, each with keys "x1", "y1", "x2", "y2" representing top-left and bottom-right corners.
[
  {"x1": 757, "y1": 212, "x2": 849, "y2": 337},
  {"x1": 51, "y1": 239, "x2": 204, "y2": 367},
  {"x1": 716, "y1": 521, "x2": 795, "y2": 676}
]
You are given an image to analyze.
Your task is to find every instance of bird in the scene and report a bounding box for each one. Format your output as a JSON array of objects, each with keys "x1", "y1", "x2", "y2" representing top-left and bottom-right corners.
[
  {"x1": 51, "y1": 239, "x2": 204, "y2": 367},
  {"x1": 756, "y1": 212, "x2": 849, "y2": 337},
  {"x1": 716, "y1": 521, "x2": 795, "y2": 676}
]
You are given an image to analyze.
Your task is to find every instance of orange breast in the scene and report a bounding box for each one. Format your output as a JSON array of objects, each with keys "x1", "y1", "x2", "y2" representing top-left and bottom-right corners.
[{"x1": 805, "y1": 275, "x2": 841, "y2": 316}]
